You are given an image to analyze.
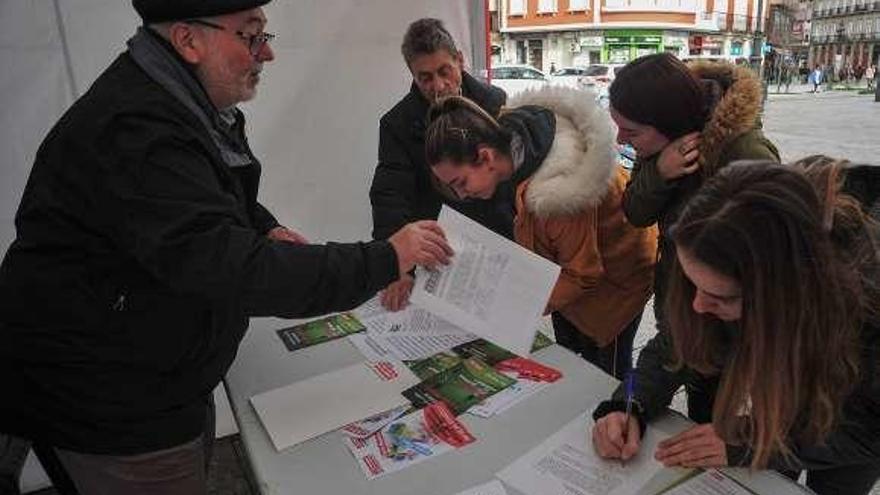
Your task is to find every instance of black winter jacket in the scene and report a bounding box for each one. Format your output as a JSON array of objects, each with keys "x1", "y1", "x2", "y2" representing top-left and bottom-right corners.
[{"x1": 0, "y1": 52, "x2": 398, "y2": 454}]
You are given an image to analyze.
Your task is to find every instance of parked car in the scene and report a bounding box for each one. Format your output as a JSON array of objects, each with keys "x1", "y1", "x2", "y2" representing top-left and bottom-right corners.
[
  {"x1": 576, "y1": 64, "x2": 624, "y2": 92},
  {"x1": 681, "y1": 55, "x2": 750, "y2": 66},
  {"x1": 489, "y1": 64, "x2": 549, "y2": 97},
  {"x1": 549, "y1": 66, "x2": 589, "y2": 89}
]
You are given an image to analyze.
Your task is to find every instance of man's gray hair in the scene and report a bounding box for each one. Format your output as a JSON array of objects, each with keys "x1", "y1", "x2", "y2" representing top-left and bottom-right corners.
[{"x1": 401, "y1": 18, "x2": 459, "y2": 67}]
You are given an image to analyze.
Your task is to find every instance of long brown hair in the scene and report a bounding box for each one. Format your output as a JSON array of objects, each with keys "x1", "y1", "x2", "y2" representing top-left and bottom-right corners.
[{"x1": 665, "y1": 160, "x2": 877, "y2": 469}]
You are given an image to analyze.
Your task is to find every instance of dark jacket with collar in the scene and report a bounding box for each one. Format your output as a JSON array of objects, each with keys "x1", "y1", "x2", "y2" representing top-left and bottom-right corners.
[
  {"x1": 622, "y1": 61, "x2": 780, "y2": 331},
  {"x1": 0, "y1": 50, "x2": 398, "y2": 454},
  {"x1": 369, "y1": 72, "x2": 510, "y2": 240}
]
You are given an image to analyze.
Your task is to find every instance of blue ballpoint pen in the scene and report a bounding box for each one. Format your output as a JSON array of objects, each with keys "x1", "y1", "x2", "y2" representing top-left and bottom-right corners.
[{"x1": 621, "y1": 372, "x2": 635, "y2": 466}]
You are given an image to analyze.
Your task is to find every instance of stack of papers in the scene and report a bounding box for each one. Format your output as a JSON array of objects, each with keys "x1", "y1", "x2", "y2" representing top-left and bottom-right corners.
[{"x1": 257, "y1": 205, "x2": 562, "y2": 473}]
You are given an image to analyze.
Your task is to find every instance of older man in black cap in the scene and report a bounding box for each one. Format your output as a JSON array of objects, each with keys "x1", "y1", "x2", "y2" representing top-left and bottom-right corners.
[{"x1": 0, "y1": 1, "x2": 452, "y2": 493}]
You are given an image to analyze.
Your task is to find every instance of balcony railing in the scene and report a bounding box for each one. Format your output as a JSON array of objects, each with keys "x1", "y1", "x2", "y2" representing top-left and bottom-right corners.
[
  {"x1": 721, "y1": 13, "x2": 755, "y2": 33},
  {"x1": 812, "y1": 3, "x2": 878, "y2": 17}
]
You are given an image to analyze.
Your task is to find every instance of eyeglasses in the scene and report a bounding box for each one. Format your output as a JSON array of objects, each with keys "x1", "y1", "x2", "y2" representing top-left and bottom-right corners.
[{"x1": 185, "y1": 19, "x2": 275, "y2": 56}]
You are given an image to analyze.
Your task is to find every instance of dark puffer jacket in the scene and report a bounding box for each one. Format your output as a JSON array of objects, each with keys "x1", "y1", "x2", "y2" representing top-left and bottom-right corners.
[{"x1": 369, "y1": 72, "x2": 512, "y2": 240}]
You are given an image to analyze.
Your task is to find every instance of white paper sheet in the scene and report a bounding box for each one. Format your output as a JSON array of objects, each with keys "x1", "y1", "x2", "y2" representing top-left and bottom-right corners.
[
  {"x1": 453, "y1": 480, "x2": 509, "y2": 495},
  {"x1": 467, "y1": 372, "x2": 551, "y2": 418},
  {"x1": 250, "y1": 362, "x2": 419, "y2": 451},
  {"x1": 378, "y1": 331, "x2": 476, "y2": 361},
  {"x1": 497, "y1": 410, "x2": 669, "y2": 495},
  {"x1": 663, "y1": 469, "x2": 755, "y2": 495},
  {"x1": 353, "y1": 298, "x2": 477, "y2": 361},
  {"x1": 411, "y1": 206, "x2": 560, "y2": 357},
  {"x1": 347, "y1": 333, "x2": 398, "y2": 363},
  {"x1": 351, "y1": 295, "x2": 387, "y2": 322}
]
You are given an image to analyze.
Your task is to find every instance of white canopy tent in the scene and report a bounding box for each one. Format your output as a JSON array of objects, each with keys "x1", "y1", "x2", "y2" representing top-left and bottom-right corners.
[{"x1": 0, "y1": 1, "x2": 487, "y2": 490}]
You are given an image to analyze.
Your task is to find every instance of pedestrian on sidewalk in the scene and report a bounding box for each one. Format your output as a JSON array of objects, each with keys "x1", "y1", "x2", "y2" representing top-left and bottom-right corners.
[
  {"x1": 777, "y1": 63, "x2": 793, "y2": 93},
  {"x1": 866, "y1": 65, "x2": 876, "y2": 91},
  {"x1": 809, "y1": 66, "x2": 824, "y2": 93}
]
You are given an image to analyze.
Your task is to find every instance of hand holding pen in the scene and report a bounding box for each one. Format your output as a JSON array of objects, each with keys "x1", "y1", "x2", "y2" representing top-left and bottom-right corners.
[{"x1": 591, "y1": 373, "x2": 641, "y2": 461}]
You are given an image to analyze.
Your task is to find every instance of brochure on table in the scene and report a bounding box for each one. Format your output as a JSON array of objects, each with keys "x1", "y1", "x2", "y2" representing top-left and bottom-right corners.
[{"x1": 344, "y1": 401, "x2": 475, "y2": 480}]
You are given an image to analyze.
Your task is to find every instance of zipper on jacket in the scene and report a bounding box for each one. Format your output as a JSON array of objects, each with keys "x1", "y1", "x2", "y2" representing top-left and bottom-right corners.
[{"x1": 113, "y1": 293, "x2": 126, "y2": 312}]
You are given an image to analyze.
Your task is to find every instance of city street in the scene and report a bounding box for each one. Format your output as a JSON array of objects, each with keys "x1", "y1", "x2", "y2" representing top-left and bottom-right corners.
[{"x1": 764, "y1": 87, "x2": 880, "y2": 165}]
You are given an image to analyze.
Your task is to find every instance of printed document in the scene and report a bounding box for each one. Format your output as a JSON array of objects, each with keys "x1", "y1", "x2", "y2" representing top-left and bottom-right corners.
[
  {"x1": 662, "y1": 469, "x2": 756, "y2": 495},
  {"x1": 467, "y1": 372, "x2": 550, "y2": 418},
  {"x1": 453, "y1": 480, "x2": 509, "y2": 495},
  {"x1": 411, "y1": 206, "x2": 560, "y2": 356},
  {"x1": 352, "y1": 297, "x2": 477, "y2": 361},
  {"x1": 497, "y1": 410, "x2": 669, "y2": 495}
]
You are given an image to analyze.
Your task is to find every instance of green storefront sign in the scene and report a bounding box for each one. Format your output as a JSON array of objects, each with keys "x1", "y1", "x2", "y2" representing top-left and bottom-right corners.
[{"x1": 602, "y1": 30, "x2": 664, "y2": 64}]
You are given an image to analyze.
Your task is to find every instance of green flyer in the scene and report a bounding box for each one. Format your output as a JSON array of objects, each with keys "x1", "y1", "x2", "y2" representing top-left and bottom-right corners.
[
  {"x1": 402, "y1": 357, "x2": 516, "y2": 415},
  {"x1": 276, "y1": 313, "x2": 365, "y2": 351}
]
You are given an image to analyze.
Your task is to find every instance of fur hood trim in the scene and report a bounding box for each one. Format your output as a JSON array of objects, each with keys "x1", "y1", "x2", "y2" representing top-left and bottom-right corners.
[
  {"x1": 689, "y1": 61, "x2": 763, "y2": 175},
  {"x1": 507, "y1": 86, "x2": 617, "y2": 218}
]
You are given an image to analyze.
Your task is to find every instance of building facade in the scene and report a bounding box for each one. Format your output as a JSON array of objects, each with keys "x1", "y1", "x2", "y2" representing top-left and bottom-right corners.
[
  {"x1": 810, "y1": 0, "x2": 880, "y2": 70},
  {"x1": 494, "y1": 0, "x2": 771, "y2": 73},
  {"x1": 766, "y1": 0, "x2": 811, "y2": 65}
]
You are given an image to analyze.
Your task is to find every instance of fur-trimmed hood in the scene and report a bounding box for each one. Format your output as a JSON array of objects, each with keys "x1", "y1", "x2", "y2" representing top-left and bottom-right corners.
[
  {"x1": 506, "y1": 86, "x2": 617, "y2": 218},
  {"x1": 689, "y1": 61, "x2": 764, "y2": 176}
]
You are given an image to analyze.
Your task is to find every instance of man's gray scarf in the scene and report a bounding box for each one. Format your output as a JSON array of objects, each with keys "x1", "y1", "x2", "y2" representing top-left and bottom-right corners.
[{"x1": 127, "y1": 26, "x2": 253, "y2": 168}]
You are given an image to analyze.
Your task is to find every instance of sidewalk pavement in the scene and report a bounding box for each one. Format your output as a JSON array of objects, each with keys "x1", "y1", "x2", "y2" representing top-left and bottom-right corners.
[{"x1": 767, "y1": 81, "x2": 876, "y2": 96}]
